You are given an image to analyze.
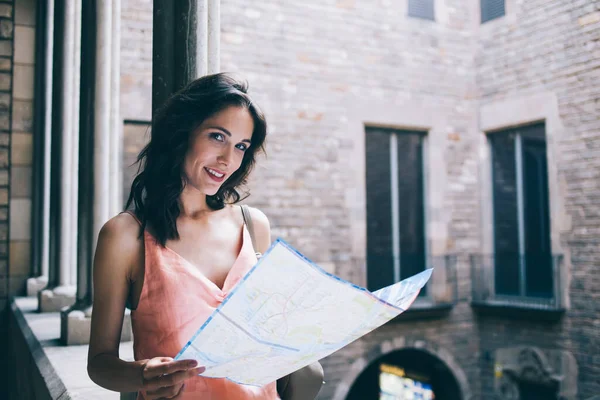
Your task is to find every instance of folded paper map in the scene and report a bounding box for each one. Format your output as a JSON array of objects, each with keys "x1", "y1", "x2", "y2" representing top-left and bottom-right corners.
[{"x1": 175, "y1": 238, "x2": 432, "y2": 386}]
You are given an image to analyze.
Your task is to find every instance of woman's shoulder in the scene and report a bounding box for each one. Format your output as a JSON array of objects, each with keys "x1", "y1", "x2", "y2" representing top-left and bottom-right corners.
[
  {"x1": 246, "y1": 205, "x2": 269, "y2": 227},
  {"x1": 98, "y1": 212, "x2": 144, "y2": 255},
  {"x1": 234, "y1": 204, "x2": 269, "y2": 230},
  {"x1": 235, "y1": 204, "x2": 271, "y2": 253}
]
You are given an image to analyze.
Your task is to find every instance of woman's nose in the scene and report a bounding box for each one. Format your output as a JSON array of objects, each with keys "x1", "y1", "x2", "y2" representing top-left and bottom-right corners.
[{"x1": 218, "y1": 145, "x2": 234, "y2": 165}]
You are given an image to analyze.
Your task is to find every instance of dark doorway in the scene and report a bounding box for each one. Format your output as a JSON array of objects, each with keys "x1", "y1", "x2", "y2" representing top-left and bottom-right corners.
[
  {"x1": 346, "y1": 349, "x2": 462, "y2": 400},
  {"x1": 518, "y1": 380, "x2": 559, "y2": 400}
]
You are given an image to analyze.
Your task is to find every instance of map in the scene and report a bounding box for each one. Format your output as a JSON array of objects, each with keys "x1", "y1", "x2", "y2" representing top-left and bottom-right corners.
[{"x1": 175, "y1": 239, "x2": 433, "y2": 386}]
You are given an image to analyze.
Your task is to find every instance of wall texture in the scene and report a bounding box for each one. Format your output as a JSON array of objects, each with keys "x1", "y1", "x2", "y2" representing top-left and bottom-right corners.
[
  {"x1": 475, "y1": 0, "x2": 600, "y2": 396},
  {"x1": 0, "y1": 0, "x2": 14, "y2": 304}
]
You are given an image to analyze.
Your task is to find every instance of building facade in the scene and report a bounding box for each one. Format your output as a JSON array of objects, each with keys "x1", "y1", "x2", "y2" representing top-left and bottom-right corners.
[{"x1": 2, "y1": 0, "x2": 599, "y2": 398}]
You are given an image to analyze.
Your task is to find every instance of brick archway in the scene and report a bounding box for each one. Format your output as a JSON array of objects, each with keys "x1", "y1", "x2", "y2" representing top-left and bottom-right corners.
[{"x1": 332, "y1": 337, "x2": 472, "y2": 400}]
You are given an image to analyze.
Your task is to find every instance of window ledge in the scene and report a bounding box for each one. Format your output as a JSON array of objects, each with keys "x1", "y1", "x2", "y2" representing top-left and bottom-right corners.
[
  {"x1": 9, "y1": 296, "x2": 134, "y2": 399},
  {"x1": 471, "y1": 300, "x2": 565, "y2": 321},
  {"x1": 392, "y1": 298, "x2": 454, "y2": 321}
]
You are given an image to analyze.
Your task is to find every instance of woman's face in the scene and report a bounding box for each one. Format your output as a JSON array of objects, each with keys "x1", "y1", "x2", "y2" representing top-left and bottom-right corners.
[{"x1": 183, "y1": 106, "x2": 254, "y2": 196}]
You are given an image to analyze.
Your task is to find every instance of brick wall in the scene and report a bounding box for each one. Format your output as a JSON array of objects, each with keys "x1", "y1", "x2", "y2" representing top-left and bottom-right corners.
[
  {"x1": 7, "y1": 0, "x2": 35, "y2": 299},
  {"x1": 220, "y1": 1, "x2": 480, "y2": 398},
  {"x1": 475, "y1": 0, "x2": 600, "y2": 396},
  {"x1": 0, "y1": 0, "x2": 14, "y2": 304},
  {"x1": 0, "y1": 0, "x2": 14, "y2": 398}
]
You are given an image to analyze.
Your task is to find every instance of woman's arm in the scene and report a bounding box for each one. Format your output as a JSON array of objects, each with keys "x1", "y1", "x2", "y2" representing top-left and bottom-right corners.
[
  {"x1": 87, "y1": 214, "x2": 202, "y2": 396},
  {"x1": 247, "y1": 206, "x2": 272, "y2": 255}
]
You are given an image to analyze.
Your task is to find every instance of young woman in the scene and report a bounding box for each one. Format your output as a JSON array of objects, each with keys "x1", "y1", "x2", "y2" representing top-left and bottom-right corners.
[{"x1": 87, "y1": 73, "x2": 323, "y2": 399}]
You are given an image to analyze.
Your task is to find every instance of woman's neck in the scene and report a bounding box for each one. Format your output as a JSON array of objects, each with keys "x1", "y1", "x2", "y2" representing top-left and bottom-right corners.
[{"x1": 178, "y1": 185, "x2": 214, "y2": 219}]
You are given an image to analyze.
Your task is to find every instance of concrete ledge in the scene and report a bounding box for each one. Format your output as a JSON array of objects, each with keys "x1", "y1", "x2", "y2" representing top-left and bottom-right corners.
[
  {"x1": 61, "y1": 307, "x2": 132, "y2": 345},
  {"x1": 8, "y1": 297, "x2": 134, "y2": 399},
  {"x1": 39, "y1": 287, "x2": 76, "y2": 313},
  {"x1": 27, "y1": 276, "x2": 48, "y2": 297}
]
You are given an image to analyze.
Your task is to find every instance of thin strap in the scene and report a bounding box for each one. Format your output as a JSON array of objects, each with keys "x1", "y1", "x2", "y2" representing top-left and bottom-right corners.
[
  {"x1": 240, "y1": 205, "x2": 257, "y2": 252},
  {"x1": 121, "y1": 210, "x2": 142, "y2": 227}
]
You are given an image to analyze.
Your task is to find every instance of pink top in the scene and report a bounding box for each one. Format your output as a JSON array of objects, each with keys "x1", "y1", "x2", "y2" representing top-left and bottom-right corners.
[{"x1": 129, "y1": 212, "x2": 279, "y2": 399}]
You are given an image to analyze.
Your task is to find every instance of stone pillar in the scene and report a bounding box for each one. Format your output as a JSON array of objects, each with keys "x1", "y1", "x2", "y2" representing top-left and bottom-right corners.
[
  {"x1": 93, "y1": 0, "x2": 112, "y2": 245},
  {"x1": 27, "y1": 0, "x2": 53, "y2": 296},
  {"x1": 39, "y1": 0, "x2": 79, "y2": 312},
  {"x1": 152, "y1": 0, "x2": 209, "y2": 115},
  {"x1": 61, "y1": 0, "x2": 129, "y2": 345},
  {"x1": 109, "y1": 0, "x2": 122, "y2": 216},
  {"x1": 207, "y1": 0, "x2": 219, "y2": 74},
  {"x1": 69, "y1": 0, "x2": 81, "y2": 288}
]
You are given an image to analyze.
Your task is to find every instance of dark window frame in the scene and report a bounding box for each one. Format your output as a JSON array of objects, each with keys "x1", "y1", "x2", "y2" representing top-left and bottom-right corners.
[
  {"x1": 365, "y1": 127, "x2": 428, "y2": 293},
  {"x1": 489, "y1": 123, "x2": 554, "y2": 300},
  {"x1": 480, "y1": 0, "x2": 506, "y2": 24},
  {"x1": 408, "y1": 0, "x2": 436, "y2": 21}
]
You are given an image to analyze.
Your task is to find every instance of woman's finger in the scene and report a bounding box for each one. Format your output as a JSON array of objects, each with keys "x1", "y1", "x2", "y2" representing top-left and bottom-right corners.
[
  {"x1": 144, "y1": 359, "x2": 198, "y2": 380},
  {"x1": 145, "y1": 382, "x2": 183, "y2": 399},
  {"x1": 143, "y1": 367, "x2": 204, "y2": 391}
]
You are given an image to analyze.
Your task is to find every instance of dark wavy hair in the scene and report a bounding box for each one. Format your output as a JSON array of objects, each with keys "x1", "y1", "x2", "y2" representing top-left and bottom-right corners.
[{"x1": 125, "y1": 73, "x2": 267, "y2": 246}]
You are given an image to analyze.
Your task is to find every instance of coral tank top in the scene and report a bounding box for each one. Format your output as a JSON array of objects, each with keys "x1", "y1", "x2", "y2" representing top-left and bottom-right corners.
[{"x1": 127, "y1": 211, "x2": 279, "y2": 399}]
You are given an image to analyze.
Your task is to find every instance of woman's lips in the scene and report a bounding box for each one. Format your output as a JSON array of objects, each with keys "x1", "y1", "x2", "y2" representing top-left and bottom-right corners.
[{"x1": 205, "y1": 167, "x2": 226, "y2": 183}]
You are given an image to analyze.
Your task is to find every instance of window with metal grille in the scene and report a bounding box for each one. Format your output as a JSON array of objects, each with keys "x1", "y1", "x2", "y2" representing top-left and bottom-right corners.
[
  {"x1": 481, "y1": 0, "x2": 505, "y2": 23},
  {"x1": 489, "y1": 123, "x2": 553, "y2": 299},
  {"x1": 365, "y1": 128, "x2": 427, "y2": 292},
  {"x1": 408, "y1": 0, "x2": 435, "y2": 21}
]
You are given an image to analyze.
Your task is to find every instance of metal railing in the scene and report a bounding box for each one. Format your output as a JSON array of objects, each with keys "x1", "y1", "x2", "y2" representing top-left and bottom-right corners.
[{"x1": 470, "y1": 253, "x2": 564, "y2": 310}]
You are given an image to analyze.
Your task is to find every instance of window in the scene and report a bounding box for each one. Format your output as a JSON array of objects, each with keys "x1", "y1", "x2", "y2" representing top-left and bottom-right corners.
[
  {"x1": 365, "y1": 128, "x2": 427, "y2": 292},
  {"x1": 481, "y1": 0, "x2": 505, "y2": 23},
  {"x1": 489, "y1": 123, "x2": 553, "y2": 299},
  {"x1": 408, "y1": 0, "x2": 435, "y2": 21}
]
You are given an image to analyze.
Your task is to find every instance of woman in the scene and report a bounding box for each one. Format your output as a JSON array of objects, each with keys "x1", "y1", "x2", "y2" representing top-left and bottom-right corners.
[{"x1": 87, "y1": 73, "x2": 323, "y2": 399}]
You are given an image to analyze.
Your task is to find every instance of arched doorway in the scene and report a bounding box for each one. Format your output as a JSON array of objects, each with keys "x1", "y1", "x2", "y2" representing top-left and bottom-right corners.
[{"x1": 345, "y1": 348, "x2": 462, "y2": 400}]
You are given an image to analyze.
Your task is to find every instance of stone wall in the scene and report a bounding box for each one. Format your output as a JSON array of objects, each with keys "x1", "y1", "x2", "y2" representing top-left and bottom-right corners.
[
  {"x1": 475, "y1": 0, "x2": 600, "y2": 396},
  {"x1": 0, "y1": 0, "x2": 14, "y2": 304},
  {"x1": 6, "y1": 0, "x2": 35, "y2": 299},
  {"x1": 0, "y1": 0, "x2": 15, "y2": 397}
]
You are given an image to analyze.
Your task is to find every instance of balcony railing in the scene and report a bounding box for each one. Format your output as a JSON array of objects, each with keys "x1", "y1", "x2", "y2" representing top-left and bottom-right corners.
[
  {"x1": 365, "y1": 254, "x2": 458, "y2": 315},
  {"x1": 470, "y1": 253, "x2": 564, "y2": 312}
]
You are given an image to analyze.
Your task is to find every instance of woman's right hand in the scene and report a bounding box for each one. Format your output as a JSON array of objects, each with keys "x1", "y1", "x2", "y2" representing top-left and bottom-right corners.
[{"x1": 140, "y1": 357, "x2": 205, "y2": 399}]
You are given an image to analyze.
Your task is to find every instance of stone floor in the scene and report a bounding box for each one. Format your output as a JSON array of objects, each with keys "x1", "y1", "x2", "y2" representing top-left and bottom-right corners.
[{"x1": 15, "y1": 297, "x2": 135, "y2": 399}]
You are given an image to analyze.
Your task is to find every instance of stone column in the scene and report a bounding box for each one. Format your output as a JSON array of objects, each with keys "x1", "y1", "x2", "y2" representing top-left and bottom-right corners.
[
  {"x1": 27, "y1": 0, "x2": 53, "y2": 296},
  {"x1": 207, "y1": 0, "x2": 220, "y2": 74},
  {"x1": 152, "y1": 0, "x2": 209, "y2": 115},
  {"x1": 69, "y1": 0, "x2": 81, "y2": 288},
  {"x1": 109, "y1": 0, "x2": 122, "y2": 216},
  {"x1": 61, "y1": 0, "x2": 130, "y2": 345},
  {"x1": 39, "y1": 0, "x2": 79, "y2": 312}
]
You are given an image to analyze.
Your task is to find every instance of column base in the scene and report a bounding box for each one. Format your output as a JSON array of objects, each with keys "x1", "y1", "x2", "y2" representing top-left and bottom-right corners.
[
  {"x1": 27, "y1": 276, "x2": 48, "y2": 297},
  {"x1": 61, "y1": 307, "x2": 132, "y2": 345},
  {"x1": 38, "y1": 286, "x2": 77, "y2": 312}
]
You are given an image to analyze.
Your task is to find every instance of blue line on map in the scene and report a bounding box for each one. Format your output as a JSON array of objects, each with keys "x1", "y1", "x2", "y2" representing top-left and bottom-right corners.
[{"x1": 219, "y1": 313, "x2": 300, "y2": 352}]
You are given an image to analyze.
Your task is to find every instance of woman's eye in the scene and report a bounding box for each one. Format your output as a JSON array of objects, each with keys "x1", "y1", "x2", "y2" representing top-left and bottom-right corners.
[
  {"x1": 210, "y1": 132, "x2": 225, "y2": 142},
  {"x1": 236, "y1": 143, "x2": 249, "y2": 151}
]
